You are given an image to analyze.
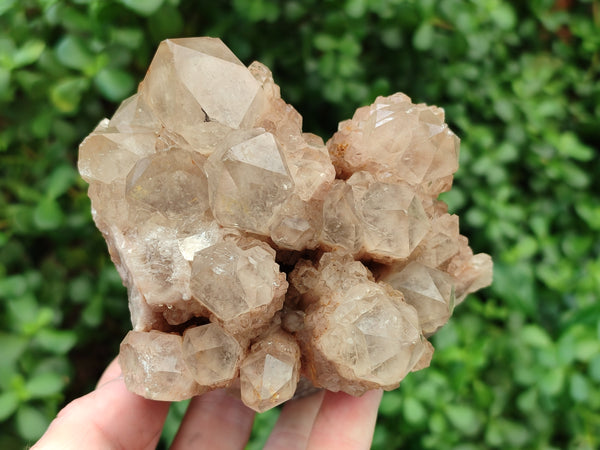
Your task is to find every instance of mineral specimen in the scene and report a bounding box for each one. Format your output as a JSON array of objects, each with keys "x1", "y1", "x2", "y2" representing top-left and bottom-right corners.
[{"x1": 78, "y1": 37, "x2": 493, "y2": 412}]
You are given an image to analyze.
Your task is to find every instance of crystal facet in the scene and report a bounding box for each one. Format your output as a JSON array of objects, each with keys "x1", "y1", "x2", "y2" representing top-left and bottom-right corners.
[{"x1": 79, "y1": 37, "x2": 493, "y2": 410}]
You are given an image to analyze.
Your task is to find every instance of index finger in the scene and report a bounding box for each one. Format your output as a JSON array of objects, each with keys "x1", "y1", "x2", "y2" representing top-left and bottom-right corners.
[{"x1": 306, "y1": 389, "x2": 383, "y2": 450}]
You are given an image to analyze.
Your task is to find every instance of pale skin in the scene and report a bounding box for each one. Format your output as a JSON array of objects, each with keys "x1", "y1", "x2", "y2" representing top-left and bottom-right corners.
[{"x1": 33, "y1": 357, "x2": 382, "y2": 450}]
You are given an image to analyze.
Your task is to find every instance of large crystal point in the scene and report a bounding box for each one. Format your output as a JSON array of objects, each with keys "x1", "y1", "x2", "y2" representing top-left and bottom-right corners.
[
  {"x1": 348, "y1": 171, "x2": 430, "y2": 261},
  {"x1": 190, "y1": 239, "x2": 287, "y2": 337},
  {"x1": 382, "y1": 261, "x2": 456, "y2": 335},
  {"x1": 205, "y1": 130, "x2": 294, "y2": 234},
  {"x1": 182, "y1": 324, "x2": 243, "y2": 387},
  {"x1": 120, "y1": 330, "x2": 202, "y2": 401},
  {"x1": 291, "y1": 253, "x2": 430, "y2": 395},
  {"x1": 240, "y1": 327, "x2": 300, "y2": 412},
  {"x1": 328, "y1": 93, "x2": 460, "y2": 193},
  {"x1": 141, "y1": 38, "x2": 263, "y2": 134},
  {"x1": 79, "y1": 37, "x2": 493, "y2": 410},
  {"x1": 126, "y1": 149, "x2": 210, "y2": 220}
]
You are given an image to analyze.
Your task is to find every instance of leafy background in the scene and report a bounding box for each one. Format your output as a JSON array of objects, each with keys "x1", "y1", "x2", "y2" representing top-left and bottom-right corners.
[{"x1": 1, "y1": 0, "x2": 599, "y2": 448}]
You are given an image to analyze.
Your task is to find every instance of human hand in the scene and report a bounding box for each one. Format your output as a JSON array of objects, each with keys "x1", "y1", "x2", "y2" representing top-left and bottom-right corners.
[{"x1": 33, "y1": 357, "x2": 382, "y2": 450}]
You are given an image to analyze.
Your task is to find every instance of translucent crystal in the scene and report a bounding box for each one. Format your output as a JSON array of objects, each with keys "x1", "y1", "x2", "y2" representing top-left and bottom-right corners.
[
  {"x1": 126, "y1": 148, "x2": 210, "y2": 220},
  {"x1": 190, "y1": 239, "x2": 287, "y2": 337},
  {"x1": 182, "y1": 324, "x2": 242, "y2": 387},
  {"x1": 269, "y1": 194, "x2": 322, "y2": 250},
  {"x1": 78, "y1": 129, "x2": 157, "y2": 185},
  {"x1": 109, "y1": 93, "x2": 160, "y2": 132},
  {"x1": 328, "y1": 93, "x2": 459, "y2": 193},
  {"x1": 317, "y1": 285, "x2": 426, "y2": 387},
  {"x1": 414, "y1": 214, "x2": 461, "y2": 268},
  {"x1": 320, "y1": 180, "x2": 363, "y2": 253},
  {"x1": 348, "y1": 171, "x2": 430, "y2": 261},
  {"x1": 290, "y1": 253, "x2": 430, "y2": 395},
  {"x1": 79, "y1": 37, "x2": 493, "y2": 410},
  {"x1": 239, "y1": 327, "x2": 300, "y2": 412},
  {"x1": 115, "y1": 218, "x2": 192, "y2": 307},
  {"x1": 120, "y1": 330, "x2": 202, "y2": 401},
  {"x1": 205, "y1": 130, "x2": 294, "y2": 234},
  {"x1": 382, "y1": 261, "x2": 456, "y2": 335},
  {"x1": 141, "y1": 38, "x2": 264, "y2": 136}
]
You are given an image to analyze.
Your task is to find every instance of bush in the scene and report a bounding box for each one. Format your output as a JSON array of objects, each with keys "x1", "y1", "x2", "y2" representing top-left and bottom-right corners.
[{"x1": 1, "y1": 0, "x2": 598, "y2": 448}]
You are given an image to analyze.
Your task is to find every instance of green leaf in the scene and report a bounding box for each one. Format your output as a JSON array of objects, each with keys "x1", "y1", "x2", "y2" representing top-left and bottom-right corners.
[
  {"x1": 33, "y1": 199, "x2": 64, "y2": 230},
  {"x1": 0, "y1": 274, "x2": 27, "y2": 299},
  {"x1": 556, "y1": 132, "x2": 594, "y2": 161},
  {"x1": 345, "y1": 0, "x2": 366, "y2": 18},
  {"x1": 82, "y1": 295, "x2": 104, "y2": 327},
  {"x1": 55, "y1": 36, "x2": 94, "y2": 71},
  {"x1": 0, "y1": 391, "x2": 18, "y2": 421},
  {"x1": 0, "y1": 0, "x2": 17, "y2": 16},
  {"x1": 69, "y1": 276, "x2": 92, "y2": 303},
  {"x1": 589, "y1": 354, "x2": 600, "y2": 382},
  {"x1": 34, "y1": 329, "x2": 77, "y2": 355},
  {"x1": 148, "y1": 4, "x2": 184, "y2": 42},
  {"x1": 0, "y1": 66, "x2": 12, "y2": 101},
  {"x1": 403, "y1": 396, "x2": 426, "y2": 425},
  {"x1": 7, "y1": 294, "x2": 38, "y2": 330},
  {"x1": 94, "y1": 67, "x2": 135, "y2": 102},
  {"x1": 574, "y1": 338, "x2": 600, "y2": 362},
  {"x1": 413, "y1": 23, "x2": 434, "y2": 51},
  {"x1": 569, "y1": 372, "x2": 589, "y2": 402},
  {"x1": 110, "y1": 27, "x2": 144, "y2": 50},
  {"x1": 490, "y1": 3, "x2": 516, "y2": 30},
  {"x1": 503, "y1": 236, "x2": 538, "y2": 263},
  {"x1": 445, "y1": 404, "x2": 481, "y2": 436},
  {"x1": 380, "y1": 27, "x2": 403, "y2": 49},
  {"x1": 520, "y1": 324, "x2": 552, "y2": 348},
  {"x1": 516, "y1": 388, "x2": 537, "y2": 413},
  {"x1": 119, "y1": 0, "x2": 165, "y2": 16},
  {"x1": 25, "y1": 372, "x2": 66, "y2": 399},
  {"x1": 50, "y1": 77, "x2": 89, "y2": 114},
  {"x1": 314, "y1": 34, "x2": 338, "y2": 52},
  {"x1": 0, "y1": 36, "x2": 16, "y2": 69},
  {"x1": 539, "y1": 367, "x2": 564, "y2": 396},
  {"x1": 575, "y1": 202, "x2": 600, "y2": 230},
  {"x1": 379, "y1": 391, "x2": 402, "y2": 416},
  {"x1": 46, "y1": 165, "x2": 78, "y2": 199},
  {"x1": 429, "y1": 411, "x2": 447, "y2": 434},
  {"x1": 0, "y1": 333, "x2": 28, "y2": 367},
  {"x1": 14, "y1": 40, "x2": 45, "y2": 68},
  {"x1": 492, "y1": 419, "x2": 531, "y2": 447},
  {"x1": 485, "y1": 421, "x2": 504, "y2": 446},
  {"x1": 16, "y1": 404, "x2": 50, "y2": 441}
]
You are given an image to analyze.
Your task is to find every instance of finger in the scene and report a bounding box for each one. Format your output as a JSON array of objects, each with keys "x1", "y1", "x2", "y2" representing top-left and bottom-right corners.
[
  {"x1": 33, "y1": 359, "x2": 170, "y2": 450},
  {"x1": 170, "y1": 389, "x2": 255, "y2": 450},
  {"x1": 306, "y1": 389, "x2": 383, "y2": 450},
  {"x1": 96, "y1": 356, "x2": 121, "y2": 388},
  {"x1": 264, "y1": 390, "x2": 325, "y2": 450}
]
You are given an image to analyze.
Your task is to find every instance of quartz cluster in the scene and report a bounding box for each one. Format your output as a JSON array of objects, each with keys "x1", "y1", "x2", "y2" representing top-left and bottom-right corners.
[{"x1": 78, "y1": 37, "x2": 492, "y2": 412}]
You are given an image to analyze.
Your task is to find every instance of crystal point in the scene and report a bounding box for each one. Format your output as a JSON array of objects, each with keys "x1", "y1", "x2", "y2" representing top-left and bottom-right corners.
[
  {"x1": 182, "y1": 324, "x2": 242, "y2": 387},
  {"x1": 120, "y1": 330, "x2": 203, "y2": 401},
  {"x1": 240, "y1": 327, "x2": 300, "y2": 412}
]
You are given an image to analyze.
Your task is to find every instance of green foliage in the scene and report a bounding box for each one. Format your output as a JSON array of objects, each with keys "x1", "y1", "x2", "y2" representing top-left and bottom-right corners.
[{"x1": 1, "y1": 0, "x2": 598, "y2": 448}]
